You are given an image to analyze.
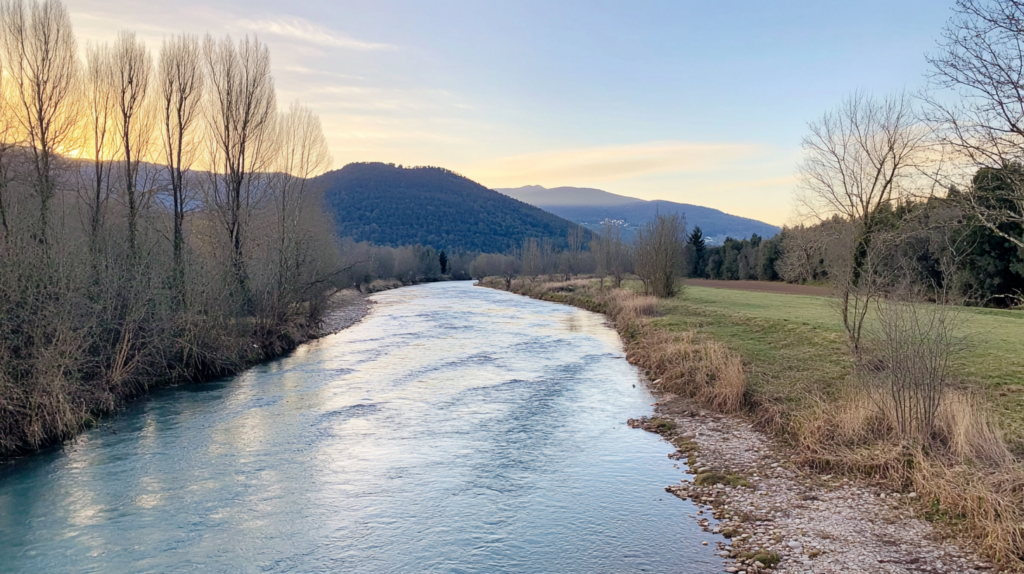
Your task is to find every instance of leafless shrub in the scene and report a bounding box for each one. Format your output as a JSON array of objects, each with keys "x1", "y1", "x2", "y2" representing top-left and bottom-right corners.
[
  {"x1": 633, "y1": 213, "x2": 686, "y2": 298},
  {"x1": 859, "y1": 292, "x2": 962, "y2": 442}
]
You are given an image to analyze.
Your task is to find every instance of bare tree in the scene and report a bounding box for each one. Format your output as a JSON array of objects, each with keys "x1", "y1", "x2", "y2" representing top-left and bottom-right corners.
[
  {"x1": 634, "y1": 213, "x2": 686, "y2": 298},
  {"x1": 111, "y1": 30, "x2": 153, "y2": 255},
  {"x1": 592, "y1": 221, "x2": 629, "y2": 288},
  {"x1": 796, "y1": 91, "x2": 927, "y2": 351},
  {"x1": 0, "y1": 0, "x2": 80, "y2": 245},
  {"x1": 565, "y1": 225, "x2": 584, "y2": 280},
  {"x1": 203, "y1": 34, "x2": 277, "y2": 310},
  {"x1": 797, "y1": 91, "x2": 925, "y2": 227},
  {"x1": 82, "y1": 41, "x2": 114, "y2": 250},
  {"x1": 925, "y1": 0, "x2": 1024, "y2": 249},
  {"x1": 157, "y1": 33, "x2": 204, "y2": 301},
  {"x1": 591, "y1": 226, "x2": 610, "y2": 288},
  {"x1": 0, "y1": 55, "x2": 18, "y2": 243},
  {"x1": 274, "y1": 101, "x2": 331, "y2": 297},
  {"x1": 520, "y1": 237, "x2": 541, "y2": 278}
]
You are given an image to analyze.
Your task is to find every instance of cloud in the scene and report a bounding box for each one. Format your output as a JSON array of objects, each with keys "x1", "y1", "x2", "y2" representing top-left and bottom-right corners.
[
  {"x1": 283, "y1": 65, "x2": 364, "y2": 81},
  {"x1": 237, "y1": 16, "x2": 397, "y2": 51},
  {"x1": 465, "y1": 140, "x2": 773, "y2": 187}
]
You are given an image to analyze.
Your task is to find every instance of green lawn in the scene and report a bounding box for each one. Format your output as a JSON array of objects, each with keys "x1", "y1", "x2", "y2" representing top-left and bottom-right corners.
[{"x1": 647, "y1": 283, "x2": 1024, "y2": 443}]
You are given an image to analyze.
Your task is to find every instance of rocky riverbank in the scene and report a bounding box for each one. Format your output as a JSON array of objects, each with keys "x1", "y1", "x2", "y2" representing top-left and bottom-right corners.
[
  {"x1": 632, "y1": 395, "x2": 997, "y2": 574},
  {"x1": 315, "y1": 289, "x2": 373, "y2": 336}
]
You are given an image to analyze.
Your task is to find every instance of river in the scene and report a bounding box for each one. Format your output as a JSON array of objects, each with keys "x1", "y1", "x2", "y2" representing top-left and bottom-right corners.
[{"x1": 0, "y1": 281, "x2": 721, "y2": 573}]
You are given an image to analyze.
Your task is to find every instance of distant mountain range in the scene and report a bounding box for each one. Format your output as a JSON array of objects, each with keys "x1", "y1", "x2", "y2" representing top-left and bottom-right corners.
[
  {"x1": 495, "y1": 185, "x2": 780, "y2": 244},
  {"x1": 317, "y1": 163, "x2": 589, "y2": 253}
]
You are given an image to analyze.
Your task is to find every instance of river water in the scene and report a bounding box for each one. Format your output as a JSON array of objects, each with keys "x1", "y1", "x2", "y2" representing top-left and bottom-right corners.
[{"x1": 0, "y1": 282, "x2": 720, "y2": 573}]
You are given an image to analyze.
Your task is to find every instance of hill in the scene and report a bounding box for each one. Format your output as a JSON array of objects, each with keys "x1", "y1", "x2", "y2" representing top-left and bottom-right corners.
[
  {"x1": 496, "y1": 185, "x2": 780, "y2": 244},
  {"x1": 503, "y1": 185, "x2": 640, "y2": 207},
  {"x1": 318, "y1": 163, "x2": 588, "y2": 253}
]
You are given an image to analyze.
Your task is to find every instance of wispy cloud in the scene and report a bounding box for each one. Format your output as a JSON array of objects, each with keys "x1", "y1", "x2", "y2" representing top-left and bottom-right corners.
[
  {"x1": 283, "y1": 65, "x2": 364, "y2": 81},
  {"x1": 465, "y1": 140, "x2": 771, "y2": 186},
  {"x1": 237, "y1": 16, "x2": 397, "y2": 51}
]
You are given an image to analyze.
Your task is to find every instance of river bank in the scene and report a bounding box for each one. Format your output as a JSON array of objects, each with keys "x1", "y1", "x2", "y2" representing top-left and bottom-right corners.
[
  {"x1": 479, "y1": 277, "x2": 1005, "y2": 573},
  {"x1": 645, "y1": 398, "x2": 992, "y2": 573},
  {"x1": 0, "y1": 289, "x2": 371, "y2": 460}
]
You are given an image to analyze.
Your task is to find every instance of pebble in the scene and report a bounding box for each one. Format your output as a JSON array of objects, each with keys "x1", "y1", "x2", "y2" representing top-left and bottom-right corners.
[{"x1": 631, "y1": 396, "x2": 994, "y2": 574}]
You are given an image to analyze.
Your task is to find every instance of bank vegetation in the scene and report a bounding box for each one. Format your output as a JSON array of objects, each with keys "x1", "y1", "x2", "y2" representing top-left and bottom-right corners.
[{"x1": 0, "y1": 0, "x2": 359, "y2": 456}]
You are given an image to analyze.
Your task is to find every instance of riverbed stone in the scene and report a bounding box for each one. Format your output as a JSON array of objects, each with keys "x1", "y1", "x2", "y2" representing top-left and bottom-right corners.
[{"x1": 637, "y1": 394, "x2": 993, "y2": 573}]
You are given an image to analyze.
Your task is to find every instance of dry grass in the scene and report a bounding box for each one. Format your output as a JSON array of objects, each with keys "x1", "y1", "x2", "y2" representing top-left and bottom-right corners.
[
  {"x1": 484, "y1": 276, "x2": 1024, "y2": 570},
  {"x1": 497, "y1": 278, "x2": 749, "y2": 416},
  {"x1": 628, "y1": 328, "x2": 746, "y2": 414}
]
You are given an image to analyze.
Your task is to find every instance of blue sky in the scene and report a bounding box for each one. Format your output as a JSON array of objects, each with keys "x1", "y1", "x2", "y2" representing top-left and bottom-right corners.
[{"x1": 66, "y1": 0, "x2": 956, "y2": 224}]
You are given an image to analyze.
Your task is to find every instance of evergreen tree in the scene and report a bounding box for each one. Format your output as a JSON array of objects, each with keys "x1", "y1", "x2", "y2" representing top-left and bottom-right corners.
[
  {"x1": 439, "y1": 249, "x2": 449, "y2": 274},
  {"x1": 687, "y1": 226, "x2": 707, "y2": 278}
]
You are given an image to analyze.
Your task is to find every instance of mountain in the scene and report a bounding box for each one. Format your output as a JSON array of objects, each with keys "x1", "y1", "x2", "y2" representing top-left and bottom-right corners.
[
  {"x1": 318, "y1": 163, "x2": 589, "y2": 253},
  {"x1": 504, "y1": 185, "x2": 640, "y2": 207},
  {"x1": 496, "y1": 185, "x2": 780, "y2": 245}
]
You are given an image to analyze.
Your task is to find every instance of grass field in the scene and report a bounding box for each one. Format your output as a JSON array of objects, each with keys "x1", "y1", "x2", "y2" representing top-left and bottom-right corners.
[{"x1": 653, "y1": 283, "x2": 1024, "y2": 447}]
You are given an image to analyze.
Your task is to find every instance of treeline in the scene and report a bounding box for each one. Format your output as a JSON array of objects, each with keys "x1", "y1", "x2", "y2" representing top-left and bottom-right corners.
[
  {"x1": 684, "y1": 228, "x2": 783, "y2": 282},
  {"x1": 776, "y1": 179, "x2": 1024, "y2": 308},
  {"x1": 684, "y1": 188, "x2": 1022, "y2": 308},
  {"x1": 473, "y1": 216, "x2": 690, "y2": 299},
  {"x1": 336, "y1": 239, "x2": 475, "y2": 291},
  {"x1": 0, "y1": 0, "x2": 346, "y2": 455}
]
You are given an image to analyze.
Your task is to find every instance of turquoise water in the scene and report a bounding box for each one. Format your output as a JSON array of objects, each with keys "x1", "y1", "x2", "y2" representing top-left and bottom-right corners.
[{"x1": 0, "y1": 282, "x2": 719, "y2": 573}]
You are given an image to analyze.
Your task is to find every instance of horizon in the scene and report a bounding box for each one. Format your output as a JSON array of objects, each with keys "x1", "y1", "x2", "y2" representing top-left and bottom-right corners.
[{"x1": 65, "y1": 0, "x2": 955, "y2": 226}]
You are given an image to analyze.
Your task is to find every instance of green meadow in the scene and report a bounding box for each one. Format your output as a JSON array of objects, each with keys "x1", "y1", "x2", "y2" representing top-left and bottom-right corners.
[{"x1": 648, "y1": 284, "x2": 1024, "y2": 446}]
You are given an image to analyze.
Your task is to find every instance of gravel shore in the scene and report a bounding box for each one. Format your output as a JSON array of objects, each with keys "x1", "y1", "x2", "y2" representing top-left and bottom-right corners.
[
  {"x1": 634, "y1": 393, "x2": 998, "y2": 574},
  {"x1": 314, "y1": 289, "x2": 372, "y2": 336}
]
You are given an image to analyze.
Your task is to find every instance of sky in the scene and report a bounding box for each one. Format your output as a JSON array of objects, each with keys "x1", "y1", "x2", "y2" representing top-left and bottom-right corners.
[{"x1": 65, "y1": 0, "x2": 957, "y2": 225}]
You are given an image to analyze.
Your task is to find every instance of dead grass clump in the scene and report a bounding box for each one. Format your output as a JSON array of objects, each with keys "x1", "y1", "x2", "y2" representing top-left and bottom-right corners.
[
  {"x1": 913, "y1": 459, "x2": 1024, "y2": 567},
  {"x1": 626, "y1": 328, "x2": 747, "y2": 414},
  {"x1": 605, "y1": 289, "x2": 659, "y2": 329},
  {"x1": 363, "y1": 278, "x2": 404, "y2": 293},
  {"x1": 798, "y1": 386, "x2": 1024, "y2": 567},
  {"x1": 933, "y1": 390, "x2": 1011, "y2": 466},
  {"x1": 694, "y1": 471, "x2": 752, "y2": 488},
  {"x1": 542, "y1": 279, "x2": 594, "y2": 293}
]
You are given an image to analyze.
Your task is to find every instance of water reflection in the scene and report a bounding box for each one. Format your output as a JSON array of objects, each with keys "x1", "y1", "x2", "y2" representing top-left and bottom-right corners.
[{"x1": 0, "y1": 281, "x2": 719, "y2": 573}]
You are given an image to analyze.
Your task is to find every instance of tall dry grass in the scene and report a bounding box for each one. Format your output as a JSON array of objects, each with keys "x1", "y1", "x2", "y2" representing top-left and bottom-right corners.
[
  {"x1": 797, "y1": 385, "x2": 1023, "y2": 566},
  {"x1": 503, "y1": 279, "x2": 748, "y2": 415}
]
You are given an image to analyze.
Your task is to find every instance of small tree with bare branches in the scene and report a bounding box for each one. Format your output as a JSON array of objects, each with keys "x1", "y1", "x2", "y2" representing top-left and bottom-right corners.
[
  {"x1": 796, "y1": 90, "x2": 927, "y2": 352},
  {"x1": 634, "y1": 213, "x2": 686, "y2": 298}
]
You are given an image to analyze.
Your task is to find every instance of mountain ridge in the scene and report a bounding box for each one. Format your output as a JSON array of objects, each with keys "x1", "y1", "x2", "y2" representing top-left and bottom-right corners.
[
  {"x1": 317, "y1": 163, "x2": 589, "y2": 253},
  {"x1": 495, "y1": 185, "x2": 780, "y2": 244}
]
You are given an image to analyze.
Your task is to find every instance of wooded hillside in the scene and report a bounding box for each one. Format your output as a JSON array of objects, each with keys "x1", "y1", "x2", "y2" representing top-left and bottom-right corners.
[{"x1": 319, "y1": 163, "x2": 590, "y2": 253}]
